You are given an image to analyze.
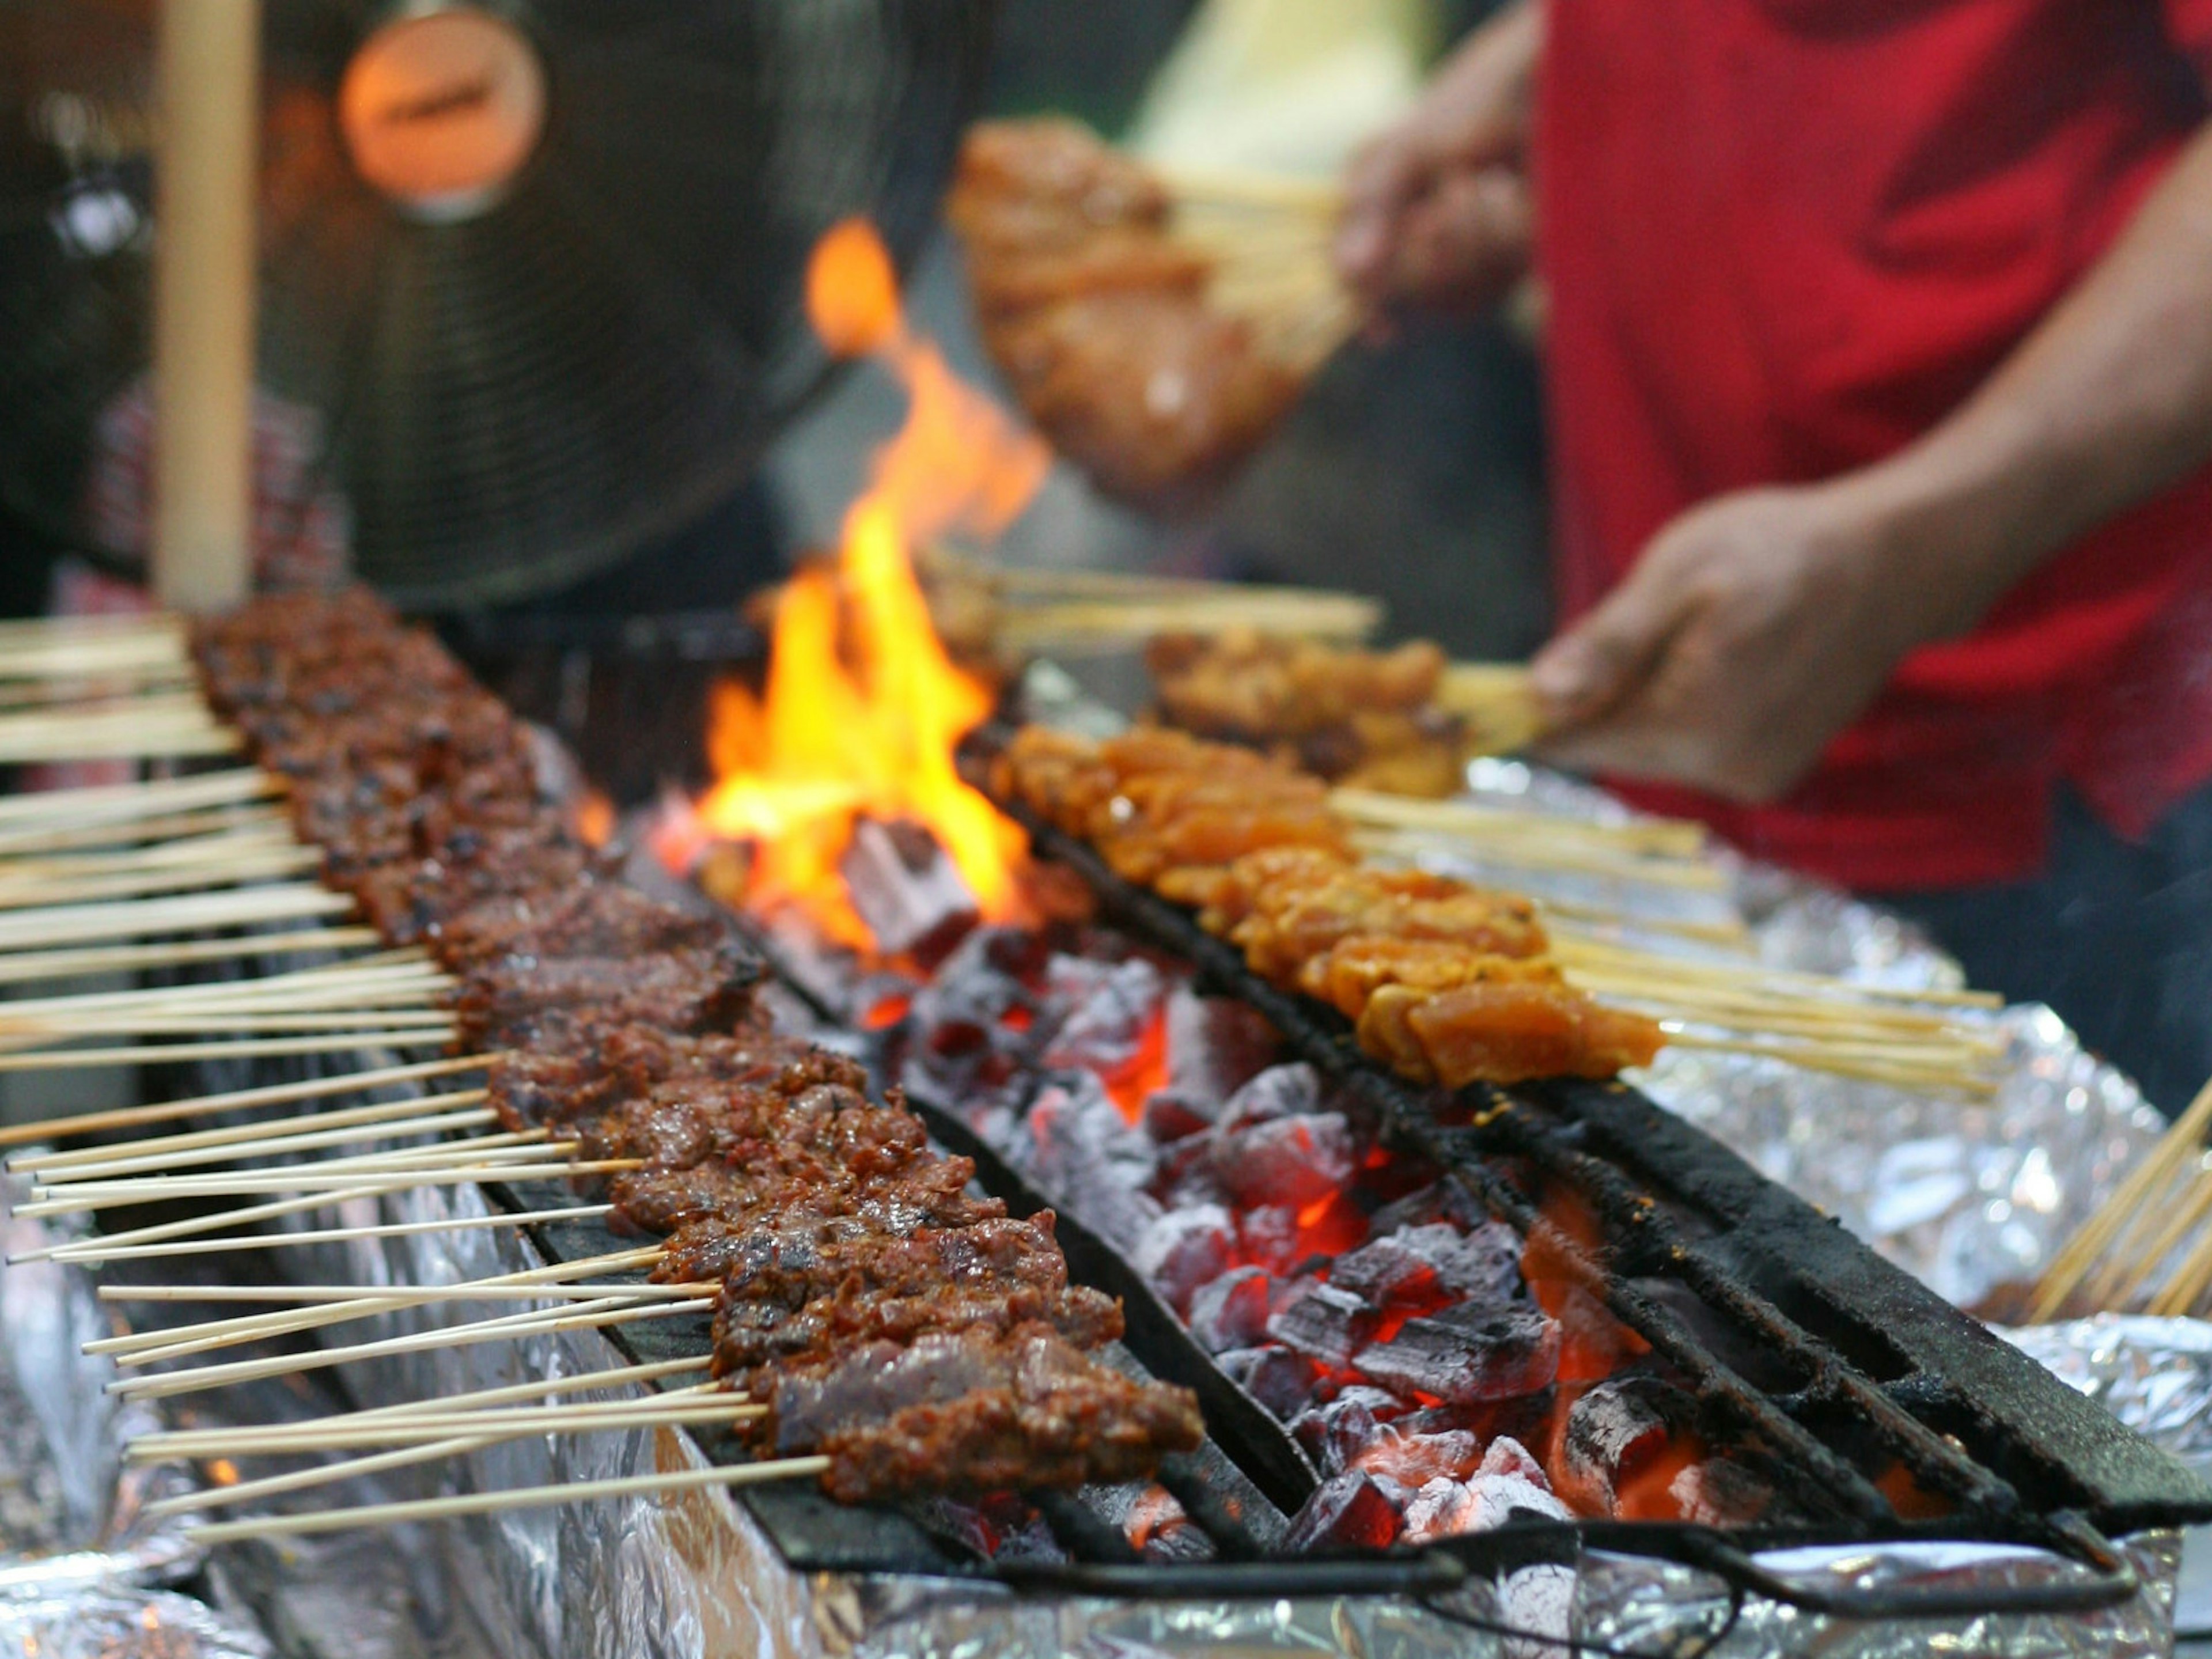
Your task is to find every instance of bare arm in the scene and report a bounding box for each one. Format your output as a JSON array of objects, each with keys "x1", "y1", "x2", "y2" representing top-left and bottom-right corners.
[{"x1": 1532, "y1": 121, "x2": 2212, "y2": 802}]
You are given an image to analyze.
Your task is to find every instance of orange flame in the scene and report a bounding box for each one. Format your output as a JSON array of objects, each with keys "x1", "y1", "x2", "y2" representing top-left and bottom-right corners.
[{"x1": 688, "y1": 218, "x2": 1050, "y2": 945}]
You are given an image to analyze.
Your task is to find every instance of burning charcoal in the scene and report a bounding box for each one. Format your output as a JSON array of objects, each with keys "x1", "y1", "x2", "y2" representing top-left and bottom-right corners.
[
  {"x1": 1211, "y1": 1112, "x2": 1359, "y2": 1210},
  {"x1": 1217, "y1": 1344, "x2": 1327, "y2": 1419},
  {"x1": 906, "y1": 926, "x2": 1034, "y2": 1039},
  {"x1": 1667, "y1": 1459, "x2": 1774, "y2": 1527},
  {"x1": 1218, "y1": 1062, "x2": 1323, "y2": 1131},
  {"x1": 1290, "y1": 1387, "x2": 1403, "y2": 1475},
  {"x1": 1429, "y1": 1221, "x2": 1525, "y2": 1304},
  {"x1": 1332, "y1": 1230, "x2": 1448, "y2": 1312},
  {"x1": 1041, "y1": 955, "x2": 1165, "y2": 1073},
  {"x1": 1368, "y1": 1180, "x2": 1493, "y2": 1237},
  {"x1": 1554, "y1": 1375, "x2": 1690, "y2": 1518},
  {"x1": 1282, "y1": 1471, "x2": 1403, "y2": 1552},
  {"x1": 1468, "y1": 1469, "x2": 1572, "y2": 1529},
  {"x1": 1402, "y1": 1477, "x2": 1479, "y2": 1543},
  {"x1": 1014, "y1": 1073, "x2": 1162, "y2": 1253},
  {"x1": 1479, "y1": 1435, "x2": 1549, "y2": 1487},
  {"x1": 1164, "y1": 986, "x2": 1278, "y2": 1104},
  {"x1": 1150, "y1": 1133, "x2": 1229, "y2": 1209},
  {"x1": 1267, "y1": 1283, "x2": 1382, "y2": 1368},
  {"x1": 1123, "y1": 1484, "x2": 1214, "y2": 1563},
  {"x1": 1140, "y1": 1088, "x2": 1214, "y2": 1143},
  {"x1": 1351, "y1": 1425, "x2": 1482, "y2": 1487},
  {"x1": 1354, "y1": 1303, "x2": 1561, "y2": 1404},
  {"x1": 1237, "y1": 1205, "x2": 1305, "y2": 1275},
  {"x1": 1554, "y1": 1284, "x2": 1647, "y2": 1382},
  {"x1": 1187, "y1": 1266, "x2": 1274, "y2": 1353},
  {"x1": 840, "y1": 817, "x2": 979, "y2": 965},
  {"x1": 1131, "y1": 1204, "x2": 1236, "y2": 1313}
]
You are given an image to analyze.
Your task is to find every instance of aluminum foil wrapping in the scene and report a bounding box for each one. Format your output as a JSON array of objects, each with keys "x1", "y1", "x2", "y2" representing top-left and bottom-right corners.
[
  {"x1": 0, "y1": 1185, "x2": 201, "y2": 1593},
  {"x1": 0, "y1": 1586, "x2": 273, "y2": 1659},
  {"x1": 2001, "y1": 1316, "x2": 2212, "y2": 1478}
]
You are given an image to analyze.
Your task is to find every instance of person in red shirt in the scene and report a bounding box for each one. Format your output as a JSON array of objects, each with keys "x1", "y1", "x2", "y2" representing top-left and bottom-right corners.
[{"x1": 1335, "y1": 0, "x2": 2212, "y2": 1111}]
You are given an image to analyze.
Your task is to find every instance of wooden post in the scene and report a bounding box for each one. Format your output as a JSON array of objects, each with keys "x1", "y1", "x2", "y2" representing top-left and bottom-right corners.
[{"x1": 150, "y1": 0, "x2": 262, "y2": 613}]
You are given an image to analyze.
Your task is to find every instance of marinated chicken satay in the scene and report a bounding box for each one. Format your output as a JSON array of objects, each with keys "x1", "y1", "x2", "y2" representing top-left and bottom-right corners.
[
  {"x1": 1358, "y1": 981, "x2": 1664, "y2": 1088},
  {"x1": 986, "y1": 290, "x2": 1303, "y2": 505},
  {"x1": 1298, "y1": 935, "x2": 1566, "y2": 1020},
  {"x1": 946, "y1": 117, "x2": 1169, "y2": 252},
  {"x1": 1146, "y1": 631, "x2": 1446, "y2": 738},
  {"x1": 966, "y1": 231, "x2": 1211, "y2": 317}
]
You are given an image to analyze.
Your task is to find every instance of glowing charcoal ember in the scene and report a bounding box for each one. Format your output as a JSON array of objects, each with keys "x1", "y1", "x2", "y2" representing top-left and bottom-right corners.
[
  {"x1": 1290, "y1": 1387, "x2": 1403, "y2": 1475},
  {"x1": 1013, "y1": 1073, "x2": 1162, "y2": 1252},
  {"x1": 1122, "y1": 1484, "x2": 1213, "y2": 1562},
  {"x1": 1368, "y1": 1179, "x2": 1492, "y2": 1238},
  {"x1": 1552, "y1": 1374, "x2": 1690, "y2": 1518},
  {"x1": 1667, "y1": 1459, "x2": 1775, "y2": 1526},
  {"x1": 1351, "y1": 1425, "x2": 1483, "y2": 1487},
  {"x1": 1282, "y1": 1470, "x2": 1404, "y2": 1552},
  {"x1": 1040, "y1": 954, "x2": 1166, "y2": 1072},
  {"x1": 1467, "y1": 1469, "x2": 1572, "y2": 1528},
  {"x1": 1217, "y1": 1344, "x2": 1328, "y2": 1418},
  {"x1": 1427, "y1": 1221, "x2": 1526, "y2": 1303},
  {"x1": 1402, "y1": 1477, "x2": 1478, "y2": 1543},
  {"x1": 1237, "y1": 1205, "x2": 1308, "y2": 1275},
  {"x1": 1139, "y1": 1088, "x2": 1214, "y2": 1143},
  {"x1": 1479, "y1": 1434, "x2": 1548, "y2": 1486},
  {"x1": 1218, "y1": 1061, "x2": 1323, "y2": 1130},
  {"x1": 1267, "y1": 1283, "x2": 1383, "y2": 1368},
  {"x1": 1131, "y1": 1204, "x2": 1237, "y2": 1313},
  {"x1": 1187, "y1": 1266, "x2": 1275, "y2": 1353},
  {"x1": 1210, "y1": 1112, "x2": 1359, "y2": 1210},
  {"x1": 839, "y1": 816, "x2": 980, "y2": 964},
  {"x1": 1163, "y1": 985, "x2": 1278, "y2": 1103},
  {"x1": 1331, "y1": 1229, "x2": 1448, "y2": 1312},
  {"x1": 1554, "y1": 1283, "x2": 1649, "y2": 1382},
  {"x1": 1353, "y1": 1302, "x2": 1562, "y2": 1404}
]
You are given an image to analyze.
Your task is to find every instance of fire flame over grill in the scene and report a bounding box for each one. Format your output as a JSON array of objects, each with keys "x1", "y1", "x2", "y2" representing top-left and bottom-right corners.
[{"x1": 658, "y1": 219, "x2": 1048, "y2": 945}]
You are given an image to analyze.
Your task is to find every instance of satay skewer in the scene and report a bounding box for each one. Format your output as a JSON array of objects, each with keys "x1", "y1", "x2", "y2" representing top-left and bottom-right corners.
[
  {"x1": 132, "y1": 1397, "x2": 761, "y2": 1460},
  {"x1": 90, "y1": 1246, "x2": 667, "y2": 1360},
  {"x1": 25, "y1": 1107, "x2": 501, "y2": 1181},
  {"x1": 0, "y1": 1052, "x2": 495, "y2": 1149},
  {"x1": 181, "y1": 1458, "x2": 831, "y2": 1544},
  {"x1": 14, "y1": 1156, "x2": 628, "y2": 1218},
  {"x1": 0, "y1": 767, "x2": 275, "y2": 828},
  {"x1": 113, "y1": 1294, "x2": 716, "y2": 1403},
  {"x1": 0, "y1": 1028, "x2": 456, "y2": 1073},
  {"x1": 12, "y1": 1086, "x2": 494, "y2": 1172},
  {"x1": 46, "y1": 1202, "x2": 617, "y2": 1266}
]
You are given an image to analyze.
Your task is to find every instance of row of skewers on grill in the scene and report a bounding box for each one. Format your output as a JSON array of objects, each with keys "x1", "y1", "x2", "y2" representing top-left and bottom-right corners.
[{"x1": 0, "y1": 595, "x2": 2197, "y2": 1559}]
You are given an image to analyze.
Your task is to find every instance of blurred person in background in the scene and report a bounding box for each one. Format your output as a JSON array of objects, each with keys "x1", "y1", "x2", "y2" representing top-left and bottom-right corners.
[{"x1": 1336, "y1": 1, "x2": 2212, "y2": 1112}]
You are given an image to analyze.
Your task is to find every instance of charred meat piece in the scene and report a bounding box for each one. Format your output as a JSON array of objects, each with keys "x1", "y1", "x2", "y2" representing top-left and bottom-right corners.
[{"x1": 767, "y1": 1323, "x2": 1203, "y2": 1501}]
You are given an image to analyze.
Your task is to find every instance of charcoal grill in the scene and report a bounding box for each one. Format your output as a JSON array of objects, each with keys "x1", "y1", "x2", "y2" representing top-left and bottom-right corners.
[{"x1": 126, "y1": 755, "x2": 2212, "y2": 1653}]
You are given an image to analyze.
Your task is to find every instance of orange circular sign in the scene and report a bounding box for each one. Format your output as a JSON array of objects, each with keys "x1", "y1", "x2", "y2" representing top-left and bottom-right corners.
[{"x1": 339, "y1": 9, "x2": 546, "y2": 219}]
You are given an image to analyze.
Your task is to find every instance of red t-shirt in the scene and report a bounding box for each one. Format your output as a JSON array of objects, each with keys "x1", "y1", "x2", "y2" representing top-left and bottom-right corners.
[{"x1": 1538, "y1": 0, "x2": 2212, "y2": 888}]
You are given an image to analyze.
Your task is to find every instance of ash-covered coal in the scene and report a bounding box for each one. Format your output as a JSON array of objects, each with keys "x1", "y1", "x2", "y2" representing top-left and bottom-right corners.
[{"x1": 811, "y1": 906, "x2": 1776, "y2": 1547}]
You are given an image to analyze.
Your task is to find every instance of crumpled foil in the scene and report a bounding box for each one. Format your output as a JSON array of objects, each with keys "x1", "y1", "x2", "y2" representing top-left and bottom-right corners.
[
  {"x1": 0, "y1": 1586, "x2": 273, "y2": 1659},
  {"x1": 0, "y1": 1183, "x2": 202, "y2": 1593}
]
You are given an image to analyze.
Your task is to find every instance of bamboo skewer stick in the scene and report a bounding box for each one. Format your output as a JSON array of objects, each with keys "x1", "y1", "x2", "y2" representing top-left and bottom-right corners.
[
  {"x1": 91, "y1": 1246, "x2": 666, "y2": 1360},
  {"x1": 0, "y1": 884, "x2": 354, "y2": 951},
  {"x1": 0, "y1": 805, "x2": 290, "y2": 861},
  {"x1": 0, "y1": 927, "x2": 382, "y2": 988},
  {"x1": 13, "y1": 1086, "x2": 493, "y2": 1172},
  {"x1": 1331, "y1": 787, "x2": 1707, "y2": 859},
  {"x1": 45, "y1": 1202, "x2": 617, "y2": 1265},
  {"x1": 0, "y1": 1029, "x2": 455, "y2": 1073},
  {"x1": 0, "y1": 768, "x2": 274, "y2": 828},
  {"x1": 181, "y1": 1458, "x2": 832, "y2": 1544},
  {"x1": 26, "y1": 1107, "x2": 500, "y2": 1181},
  {"x1": 7, "y1": 1178, "x2": 452, "y2": 1265},
  {"x1": 0, "y1": 852, "x2": 324, "y2": 910},
  {"x1": 0, "y1": 954, "x2": 441, "y2": 1018},
  {"x1": 25, "y1": 1129, "x2": 558, "y2": 1200},
  {"x1": 134, "y1": 1399, "x2": 762, "y2": 1460},
  {"x1": 0, "y1": 1052, "x2": 494, "y2": 1149},
  {"x1": 2029, "y1": 1076, "x2": 2212, "y2": 1321},
  {"x1": 105, "y1": 1281, "x2": 714, "y2": 1310},
  {"x1": 16, "y1": 1155, "x2": 622, "y2": 1217},
  {"x1": 0, "y1": 816, "x2": 294, "y2": 874},
  {"x1": 114, "y1": 1294, "x2": 715, "y2": 1403}
]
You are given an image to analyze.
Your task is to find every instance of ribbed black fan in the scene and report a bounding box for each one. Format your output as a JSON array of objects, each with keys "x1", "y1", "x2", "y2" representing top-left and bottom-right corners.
[{"x1": 0, "y1": 0, "x2": 993, "y2": 607}]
